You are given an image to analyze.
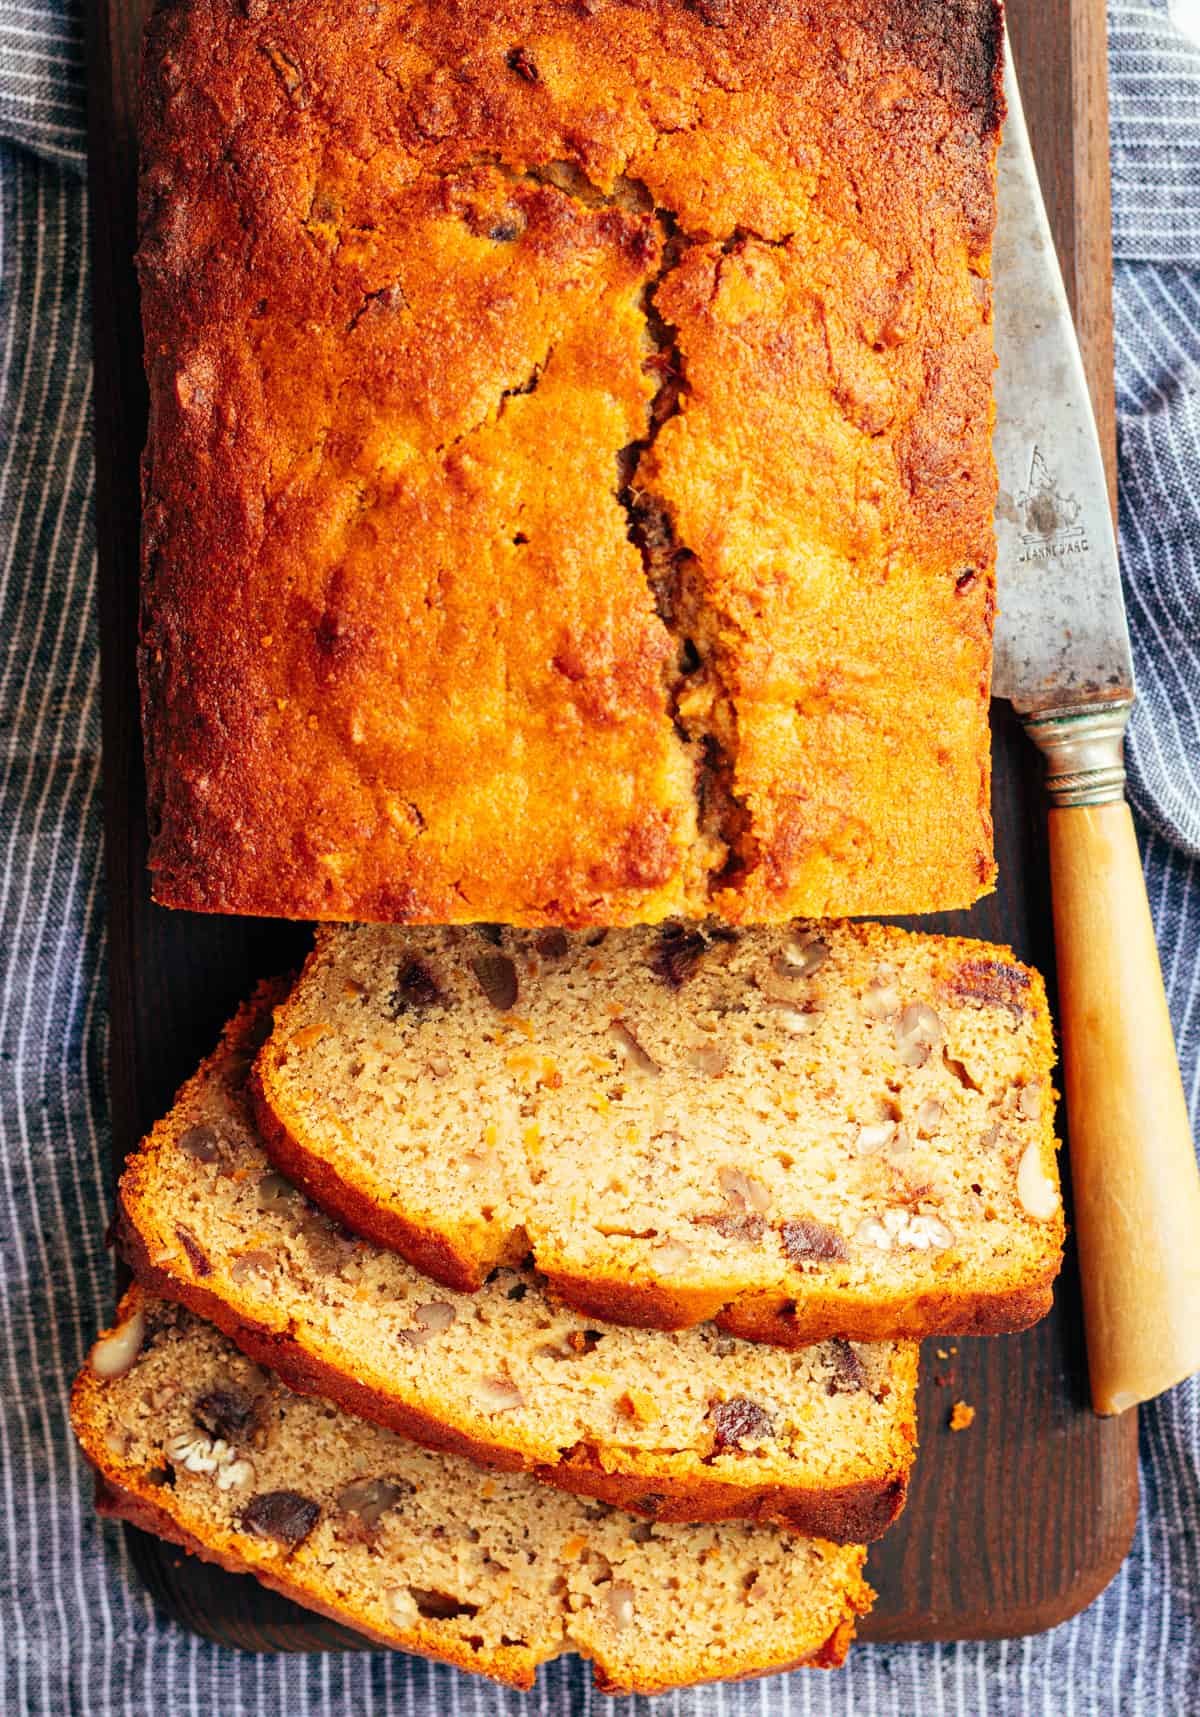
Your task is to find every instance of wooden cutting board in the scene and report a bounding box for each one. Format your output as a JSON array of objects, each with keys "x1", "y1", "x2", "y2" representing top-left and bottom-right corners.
[{"x1": 84, "y1": 0, "x2": 1137, "y2": 1650}]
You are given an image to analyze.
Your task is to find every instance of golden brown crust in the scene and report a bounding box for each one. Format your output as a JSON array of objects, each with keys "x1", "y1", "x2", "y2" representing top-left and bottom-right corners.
[
  {"x1": 117, "y1": 1211, "x2": 911, "y2": 1540},
  {"x1": 549, "y1": 1269, "x2": 1059, "y2": 1345},
  {"x1": 587, "y1": 1602, "x2": 868, "y2": 1695},
  {"x1": 140, "y1": 0, "x2": 1002, "y2": 924}
]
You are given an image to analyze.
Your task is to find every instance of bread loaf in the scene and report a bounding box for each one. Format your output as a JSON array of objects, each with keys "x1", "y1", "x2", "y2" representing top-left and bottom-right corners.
[
  {"x1": 139, "y1": 0, "x2": 1002, "y2": 925},
  {"x1": 73, "y1": 1290, "x2": 875, "y2": 1692},
  {"x1": 255, "y1": 921, "x2": 1063, "y2": 1341}
]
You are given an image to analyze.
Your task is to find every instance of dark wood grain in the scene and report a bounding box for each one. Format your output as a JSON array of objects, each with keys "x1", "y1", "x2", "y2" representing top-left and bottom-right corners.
[{"x1": 87, "y1": 0, "x2": 1138, "y2": 1654}]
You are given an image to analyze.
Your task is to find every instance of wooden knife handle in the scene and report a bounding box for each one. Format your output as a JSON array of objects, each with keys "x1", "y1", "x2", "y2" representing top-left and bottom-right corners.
[{"x1": 1032, "y1": 703, "x2": 1200, "y2": 1414}]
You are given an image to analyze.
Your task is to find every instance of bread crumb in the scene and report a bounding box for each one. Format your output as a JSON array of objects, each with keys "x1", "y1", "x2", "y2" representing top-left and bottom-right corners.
[
  {"x1": 949, "y1": 1401, "x2": 975, "y2": 1432},
  {"x1": 936, "y1": 1348, "x2": 949, "y2": 1359}
]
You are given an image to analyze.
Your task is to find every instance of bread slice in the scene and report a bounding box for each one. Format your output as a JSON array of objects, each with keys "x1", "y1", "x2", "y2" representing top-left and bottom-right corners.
[
  {"x1": 254, "y1": 922, "x2": 1063, "y2": 1342},
  {"x1": 118, "y1": 985, "x2": 917, "y2": 1542},
  {"x1": 74, "y1": 1290, "x2": 874, "y2": 1692}
]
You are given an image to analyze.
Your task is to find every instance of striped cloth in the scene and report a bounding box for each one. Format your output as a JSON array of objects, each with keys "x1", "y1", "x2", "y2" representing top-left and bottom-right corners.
[{"x1": 1, "y1": 0, "x2": 1198, "y2": 1710}]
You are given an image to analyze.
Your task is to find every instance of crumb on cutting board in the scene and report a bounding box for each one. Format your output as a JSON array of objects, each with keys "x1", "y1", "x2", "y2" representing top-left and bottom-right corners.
[{"x1": 949, "y1": 1401, "x2": 976, "y2": 1432}]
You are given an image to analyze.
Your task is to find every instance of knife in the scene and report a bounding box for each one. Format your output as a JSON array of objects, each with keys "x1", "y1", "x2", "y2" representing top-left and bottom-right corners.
[{"x1": 992, "y1": 48, "x2": 1200, "y2": 1415}]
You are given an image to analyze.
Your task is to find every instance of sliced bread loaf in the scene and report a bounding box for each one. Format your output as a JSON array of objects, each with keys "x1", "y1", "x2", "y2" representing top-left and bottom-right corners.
[
  {"x1": 74, "y1": 1290, "x2": 874, "y2": 1692},
  {"x1": 118, "y1": 985, "x2": 917, "y2": 1541},
  {"x1": 254, "y1": 922, "x2": 1063, "y2": 1341}
]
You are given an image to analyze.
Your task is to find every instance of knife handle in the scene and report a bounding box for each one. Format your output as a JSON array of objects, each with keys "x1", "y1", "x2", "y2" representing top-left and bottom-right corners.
[{"x1": 1031, "y1": 703, "x2": 1200, "y2": 1415}]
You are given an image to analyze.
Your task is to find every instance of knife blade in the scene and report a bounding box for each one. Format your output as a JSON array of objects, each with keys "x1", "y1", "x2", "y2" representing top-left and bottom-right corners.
[
  {"x1": 992, "y1": 47, "x2": 1133, "y2": 765},
  {"x1": 988, "y1": 42, "x2": 1200, "y2": 1420}
]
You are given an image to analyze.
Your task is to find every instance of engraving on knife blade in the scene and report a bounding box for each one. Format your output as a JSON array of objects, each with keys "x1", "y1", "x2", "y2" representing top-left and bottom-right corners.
[{"x1": 1015, "y1": 447, "x2": 1089, "y2": 563}]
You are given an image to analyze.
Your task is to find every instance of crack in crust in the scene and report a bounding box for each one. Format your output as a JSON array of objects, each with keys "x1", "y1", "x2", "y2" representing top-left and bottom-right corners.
[
  {"x1": 621, "y1": 275, "x2": 761, "y2": 897},
  {"x1": 605, "y1": 201, "x2": 758, "y2": 898},
  {"x1": 476, "y1": 155, "x2": 764, "y2": 899}
]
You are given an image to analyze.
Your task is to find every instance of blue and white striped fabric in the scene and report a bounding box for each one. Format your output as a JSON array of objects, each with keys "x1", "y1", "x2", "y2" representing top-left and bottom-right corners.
[{"x1": 1, "y1": 1, "x2": 1198, "y2": 1710}]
